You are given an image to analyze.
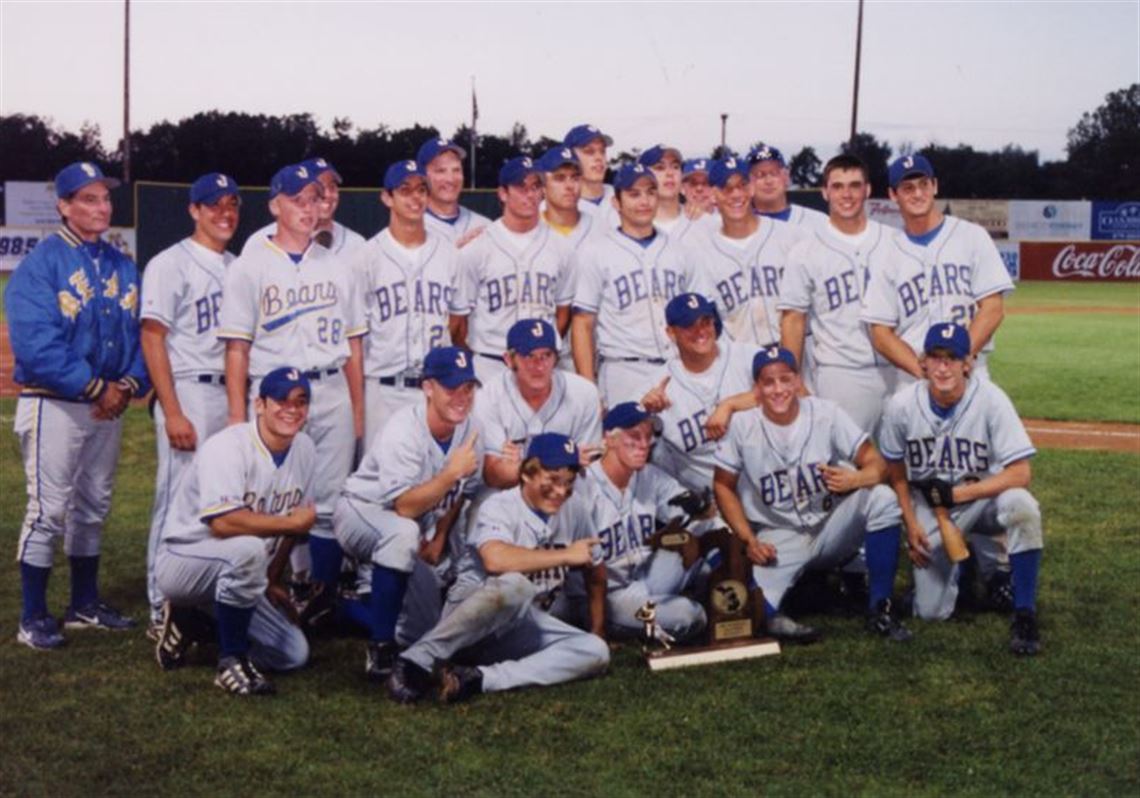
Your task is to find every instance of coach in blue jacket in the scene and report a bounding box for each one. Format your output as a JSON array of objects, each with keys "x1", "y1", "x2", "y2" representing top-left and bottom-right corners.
[{"x1": 5, "y1": 162, "x2": 151, "y2": 650}]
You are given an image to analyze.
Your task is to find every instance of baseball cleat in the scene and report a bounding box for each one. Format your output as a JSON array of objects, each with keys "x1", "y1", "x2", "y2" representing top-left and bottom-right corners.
[
  {"x1": 386, "y1": 657, "x2": 432, "y2": 704},
  {"x1": 1009, "y1": 609, "x2": 1041, "y2": 657},
  {"x1": 64, "y1": 601, "x2": 137, "y2": 631},
  {"x1": 17, "y1": 614, "x2": 66, "y2": 651},
  {"x1": 865, "y1": 599, "x2": 913, "y2": 643},
  {"x1": 156, "y1": 602, "x2": 201, "y2": 671},
  {"x1": 215, "y1": 655, "x2": 276, "y2": 696},
  {"x1": 365, "y1": 641, "x2": 399, "y2": 682},
  {"x1": 987, "y1": 572, "x2": 1015, "y2": 614},
  {"x1": 438, "y1": 665, "x2": 483, "y2": 704},
  {"x1": 765, "y1": 613, "x2": 822, "y2": 644}
]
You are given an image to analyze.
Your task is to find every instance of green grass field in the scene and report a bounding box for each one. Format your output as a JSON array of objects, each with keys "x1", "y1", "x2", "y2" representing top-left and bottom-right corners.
[{"x1": 1, "y1": 279, "x2": 1138, "y2": 795}]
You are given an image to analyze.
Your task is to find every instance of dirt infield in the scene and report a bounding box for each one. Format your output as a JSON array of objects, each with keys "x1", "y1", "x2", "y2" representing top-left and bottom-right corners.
[{"x1": 1006, "y1": 305, "x2": 1139, "y2": 315}]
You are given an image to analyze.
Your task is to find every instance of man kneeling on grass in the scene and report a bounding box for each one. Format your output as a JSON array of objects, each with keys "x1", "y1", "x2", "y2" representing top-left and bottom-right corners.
[
  {"x1": 386, "y1": 433, "x2": 610, "y2": 704},
  {"x1": 153, "y1": 367, "x2": 315, "y2": 696}
]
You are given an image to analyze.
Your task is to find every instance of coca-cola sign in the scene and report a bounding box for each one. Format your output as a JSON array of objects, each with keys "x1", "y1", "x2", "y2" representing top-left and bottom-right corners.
[{"x1": 1020, "y1": 241, "x2": 1140, "y2": 281}]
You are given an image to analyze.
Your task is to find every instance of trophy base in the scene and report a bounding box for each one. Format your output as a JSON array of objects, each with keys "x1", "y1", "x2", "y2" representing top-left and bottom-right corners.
[{"x1": 644, "y1": 637, "x2": 781, "y2": 672}]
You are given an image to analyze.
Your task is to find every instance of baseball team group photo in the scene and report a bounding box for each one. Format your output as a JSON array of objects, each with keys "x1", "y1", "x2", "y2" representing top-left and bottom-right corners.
[{"x1": 1, "y1": 2, "x2": 1137, "y2": 795}]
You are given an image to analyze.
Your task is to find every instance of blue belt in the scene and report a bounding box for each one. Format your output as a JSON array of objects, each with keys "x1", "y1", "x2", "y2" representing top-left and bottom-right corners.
[
  {"x1": 195, "y1": 374, "x2": 226, "y2": 385},
  {"x1": 302, "y1": 367, "x2": 341, "y2": 381},
  {"x1": 377, "y1": 375, "x2": 422, "y2": 388}
]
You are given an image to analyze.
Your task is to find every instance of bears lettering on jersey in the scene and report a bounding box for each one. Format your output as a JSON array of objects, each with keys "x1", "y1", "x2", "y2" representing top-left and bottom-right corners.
[
  {"x1": 714, "y1": 263, "x2": 781, "y2": 314},
  {"x1": 195, "y1": 291, "x2": 223, "y2": 334},
  {"x1": 676, "y1": 409, "x2": 712, "y2": 452},
  {"x1": 758, "y1": 461, "x2": 829, "y2": 508},
  {"x1": 905, "y1": 436, "x2": 990, "y2": 475},
  {"x1": 596, "y1": 512, "x2": 655, "y2": 562},
  {"x1": 612, "y1": 267, "x2": 686, "y2": 311},
  {"x1": 823, "y1": 266, "x2": 870, "y2": 312},
  {"x1": 241, "y1": 486, "x2": 305, "y2": 516},
  {"x1": 485, "y1": 271, "x2": 557, "y2": 314},
  {"x1": 260, "y1": 280, "x2": 339, "y2": 327},
  {"x1": 373, "y1": 278, "x2": 453, "y2": 323}
]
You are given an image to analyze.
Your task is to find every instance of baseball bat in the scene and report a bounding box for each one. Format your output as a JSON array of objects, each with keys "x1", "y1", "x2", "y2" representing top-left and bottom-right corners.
[{"x1": 932, "y1": 505, "x2": 970, "y2": 563}]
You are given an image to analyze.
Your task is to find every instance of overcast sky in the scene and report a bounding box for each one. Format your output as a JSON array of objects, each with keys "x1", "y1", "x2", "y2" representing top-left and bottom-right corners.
[{"x1": 2, "y1": 1, "x2": 1137, "y2": 164}]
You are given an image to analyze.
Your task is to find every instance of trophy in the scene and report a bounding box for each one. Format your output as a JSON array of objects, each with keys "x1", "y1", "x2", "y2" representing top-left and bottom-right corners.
[{"x1": 640, "y1": 492, "x2": 780, "y2": 671}]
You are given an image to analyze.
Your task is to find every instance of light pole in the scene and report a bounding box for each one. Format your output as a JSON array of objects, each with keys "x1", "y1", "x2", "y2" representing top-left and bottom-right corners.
[
  {"x1": 122, "y1": 0, "x2": 131, "y2": 182},
  {"x1": 720, "y1": 113, "x2": 728, "y2": 156},
  {"x1": 849, "y1": 0, "x2": 864, "y2": 145}
]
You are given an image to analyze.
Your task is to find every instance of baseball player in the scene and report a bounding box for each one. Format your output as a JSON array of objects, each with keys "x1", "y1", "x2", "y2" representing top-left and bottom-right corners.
[
  {"x1": 385, "y1": 433, "x2": 609, "y2": 704},
  {"x1": 562, "y1": 402, "x2": 712, "y2": 642},
  {"x1": 880, "y1": 323, "x2": 1042, "y2": 654},
  {"x1": 639, "y1": 293, "x2": 755, "y2": 494},
  {"x1": 358, "y1": 159, "x2": 461, "y2": 447},
  {"x1": 563, "y1": 123, "x2": 619, "y2": 229},
  {"x1": 333, "y1": 346, "x2": 484, "y2": 681},
  {"x1": 681, "y1": 158, "x2": 716, "y2": 217},
  {"x1": 153, "y1": 367, "x2": 315, "y2": 695},
  {"x1": 748, "y1": 144, "x2": 829, "y2": 234},
  {"x1": 474, "y1": 318, "x2": 603, "y2": 489},
  {"x1": 638, "y1": 144, "x2": 698, "y2": 242},
  {"x1": 242, "y1": 157, "x2": 366, "y2": 258},
  {"x1": 219, "y1": 162, "x2": 366, "y2": 610},
  {"x1": 686, "y1": 157, "x2": 802, "y2": 348},
  {"x1": 537, "y1": 146, "x2": 597, "y2": 252},
  {"x1": 571, "y1": 163, "x2": 696, "y2": 407},
  {"x1": 6, "y1": 162, "x2": 150, "y2": 649},
  {"x1": 140, "y1": 172, "x2": 241, "y2": 633},
  {"x1": 862, "y1": 154, "x2": 1013, "y2": 383},
  {"x1": 779, "y1": 154, "x2": 896, "y2": 434},
  {"x1": 418, "y1": 138, "x2": 492, "y2": 247},
  {"x1": 713, "y1": 347, "x2": 911, "y2": 643},
  {"x1": 450, "y1": 156, "x2": 574, "y2": 384}
]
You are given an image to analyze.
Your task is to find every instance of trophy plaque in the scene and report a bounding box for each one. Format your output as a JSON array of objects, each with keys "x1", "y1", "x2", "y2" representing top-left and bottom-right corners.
[{"x1": 641, "y1": 524, "x2": 780, "y2": 671}]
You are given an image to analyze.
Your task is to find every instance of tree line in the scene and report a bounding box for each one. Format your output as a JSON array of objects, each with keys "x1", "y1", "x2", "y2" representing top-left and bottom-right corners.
[{"x1": 2, "y1": 84, "x2": 1136, "y2": 199}]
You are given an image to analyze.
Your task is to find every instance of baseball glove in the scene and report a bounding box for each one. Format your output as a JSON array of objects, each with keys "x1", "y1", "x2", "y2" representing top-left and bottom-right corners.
[{"x1": 912, "y1": 478, "x2": 954, "y2": 508}]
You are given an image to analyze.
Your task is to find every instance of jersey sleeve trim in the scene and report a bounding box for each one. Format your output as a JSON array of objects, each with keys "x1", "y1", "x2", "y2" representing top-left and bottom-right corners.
[
  {"x1": 999, "y1": 447, "x2": 1037, "y2": 467},
  {"x1": 200, "y1": 502, "x2": 246, "y2": 522},
  {"x1": 217, "y1": 329, "x2": 255, "y2": 342}
]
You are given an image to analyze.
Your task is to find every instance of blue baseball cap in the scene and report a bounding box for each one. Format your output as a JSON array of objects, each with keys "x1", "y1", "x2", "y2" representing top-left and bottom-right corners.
[
  {"x1": 666, "y1": 293, "x2": 722, "y2": 337},
  {"x1": 923, "y1": 323, "x2": 970, "y2": 359},
  {"x1": 189, "y1": 173, "x2": 239, "y2": 206},
  {"x1": 258, "y1": 366, "x2": 312, "y2": 401},
  {"x1": 564, "y1": 124, "x2": 613, "y2": 149},
  {"x1": 612, "y1": 162, "x2": 657, "y2": 192},
  {"x1": 507, "y1": 319, "x2": 558, "y2": 355},
  {"x1": 535, "y1": 146, "x2": 580, "y2": 173},
  {"x1": 752, "y1": 346, "x2": 798, "y2": 379},
  {"x1": 499, "y1": 156, "x2": 540, "y2": 187},
  {"x1": 709, "y1": 157, "x2": 750, "y2": 189},
  {"x1": 269, "y1": 163, "x2": 320, "y2": 199},
  {"x1": 603, "y1": 401, "x2": 661, "y2": 433},
  {"x1": 300, "y1": 157, "x2": 342, "y2": 184},
  {"x1": 889, "y1": 154, "x2": 936, "y2": 188},
  {"x1": 747, "y1": 144, "x2": 786, "y2": 167},
  {"x1": 416, "y1": 138, "x2": 466, "y2": 169},
  {"x1": 682, "y1": 159, "x2": 710, "y2": 178},
  {"x1": 383, "y1": 160, "x2": 427, "y2": 192},
  {"x1": 638, "y1": 145, "x2": 682, "y2": 168},
  {"x1": 55, "y1": 162, "x2": 120, "y2": 197},
  {"x1": 423, "y1": 346, "x2": 481, "y2": 388},
  {"x1": 525, "y1": 432, "x2": 580, "y2": 471}
]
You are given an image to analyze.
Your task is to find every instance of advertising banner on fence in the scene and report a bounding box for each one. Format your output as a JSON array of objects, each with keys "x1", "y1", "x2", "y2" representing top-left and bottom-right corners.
[
  {"x1": 944, "y1": 199, "x2": 1009, "y2": 239},
  {"x1": 1, "y1": 226, "x2": 136, "y2": 272},
  {"x1": 1090, "y1": 201, "x2": 1140, "y2": 241},
  {"x1": 1008, "y1": 200, "x2": 1091, "y2": 241},
  {"x1": 1019, "y1": 241, "x2": 1140, "y2": 281},
  {"x1": 996, "y1": 240, "x2": 1020, "y2": 280},
  {"x1": 866, "y1": 199, "x2": 904, "y2": 230},
  {"x1": 3, "y1": 181, "x2": 60, "y2": 226}
]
